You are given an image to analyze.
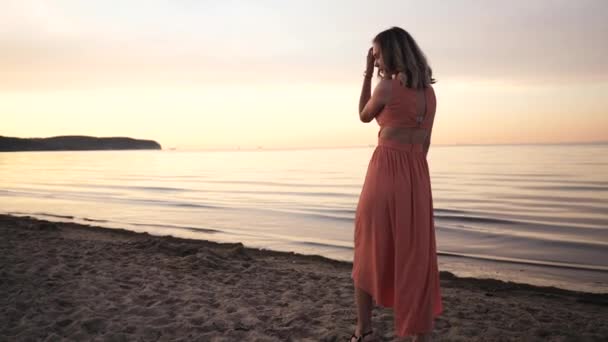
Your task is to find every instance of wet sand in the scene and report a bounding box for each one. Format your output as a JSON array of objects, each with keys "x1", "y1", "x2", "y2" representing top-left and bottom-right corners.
[{"x1": 1, "y1": 214, "x2": 607, "y2": 341}]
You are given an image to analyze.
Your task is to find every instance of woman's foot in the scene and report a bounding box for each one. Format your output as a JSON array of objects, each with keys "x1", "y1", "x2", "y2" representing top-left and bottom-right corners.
[{"x1": 348, "y1": 329, "x2": 373, "y2": 342}]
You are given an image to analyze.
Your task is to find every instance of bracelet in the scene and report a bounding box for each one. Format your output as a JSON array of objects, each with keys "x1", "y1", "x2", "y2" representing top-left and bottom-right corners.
[{"x1": 363, "y1": 70, "x2": 373, "y2": 78}]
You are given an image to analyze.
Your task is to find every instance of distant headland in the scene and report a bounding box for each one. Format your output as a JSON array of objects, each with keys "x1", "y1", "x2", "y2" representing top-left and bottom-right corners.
[{"x1": 0, "y1": 135, "x2": 162, "y2": 152}]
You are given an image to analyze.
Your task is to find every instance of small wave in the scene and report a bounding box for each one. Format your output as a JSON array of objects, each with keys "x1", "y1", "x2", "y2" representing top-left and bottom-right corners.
[
  {"x1": 475, "y1": 172, "x2": 573, "y2": 178},
  {"x1": 128, "y1": 186, "x2": 193, "y2": 192},
  {"x1": 0, "y1": 189, "x2": 49, "y2": 198},
  {"x1": 135, "y1": 188, "x2": 358, "y2": 199},
  {"x1": 22, "y1": 182, "x2": 193, "y2": 193},
  {"x1": 267, "y1": 191, "x2": 356, "y2": 198},
  {"x1": 297, "y1": 207, "x2": 356, "y2": 215},
  {"x1": 128, "y1": 222, "x2": 221, "y2": 234},
  {"x1": 517, "y1": 185, "x2": 608, "y2": 192},
  {"x1": 11, "y1": 212, "x2": 111, "y2": 226},
  {"x1": 91, "y1": 197, "x2": 225, "y2": 210},
  {"x1": 8, "y1": 211, "x2": 28, "y2": 215},
  {"x1": 434, "y1": 208, "x2": 468, "y2": 214},
  {"x1": 32, "y1": 212, "x2": 74, "y2": 220},
  {"x1": 82, "y1": 218, "x2": 108, "y2": 223},
  {"x1": 296, "y1": 241, "x2": 353, "y2": 250},
  {"x1": 487, "y1": 200, "x2": 607, "y2": 216},
  {"x1": 478, "y1": 177, "x2": 608, "y2": 186},
  {"x1": 172, "y1": 203, "x2": 223, "y2": 209},
  {"x1": 263, "y1": 208, "x2": 354, "y2": 222},
  {"x1": 200, "y1": 179, "x2": 361, "y2": 189},
  {"x1": 436, "y1": 223, "x2": 608, "y2": 245},
  {"x1": 437, "y1": 251, "x2": 608, "y2": 272},
  {"x1": 296, "y1": 212, "x2": 353, "y2": 222},
  {"x1": 215, "y1": 189, "x2": 358, "y2": 198},
  {"x1": 491, "y1": 193, "x2": 607, "y2": 205},
  {"x1": 434, "y1": 214, "x2": 516, "y2": 225}
]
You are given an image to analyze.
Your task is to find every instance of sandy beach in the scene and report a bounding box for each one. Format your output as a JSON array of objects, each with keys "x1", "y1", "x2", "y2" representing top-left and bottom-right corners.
[{"x1": 1, "y1": 214, "x2": 606, "y2": 341}]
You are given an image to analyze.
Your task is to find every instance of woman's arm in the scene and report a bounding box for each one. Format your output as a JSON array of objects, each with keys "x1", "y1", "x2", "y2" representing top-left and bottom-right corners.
[
  {"x1": 359, "y1": 48, "x2": 375, "y2": 119},
  {"x1": 360, "y1": 80, "x2": 391, "y2": 123},
  {"x1": 359, "y1": 48, "x2": 391, "y2": 123},
  {"x1": 358, "y1": 47, "x2": 390, "y2": 122},
  {"x1": 359, "y1": 73, "x2": 373, "y2": 116}
]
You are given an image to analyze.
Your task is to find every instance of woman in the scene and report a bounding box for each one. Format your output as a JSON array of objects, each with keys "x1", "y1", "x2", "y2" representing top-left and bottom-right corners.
[{"x1": 349, "y1": 27, "x2": 443, "y2": 342}]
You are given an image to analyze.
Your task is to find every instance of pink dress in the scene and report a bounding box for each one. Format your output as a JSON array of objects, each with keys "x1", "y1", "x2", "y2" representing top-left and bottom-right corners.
[{"x1": 351, "y1": 80, "x2": 443, "y2": 337}]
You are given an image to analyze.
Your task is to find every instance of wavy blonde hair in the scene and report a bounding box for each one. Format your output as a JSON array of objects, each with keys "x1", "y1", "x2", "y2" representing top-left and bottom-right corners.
[{"x1": 373, "y1": 27, "x2": 435, "y2": 89}]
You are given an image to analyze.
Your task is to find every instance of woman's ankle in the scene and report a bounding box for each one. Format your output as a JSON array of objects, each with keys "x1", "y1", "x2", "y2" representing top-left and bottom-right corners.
[{"x1": 355, "y1": 322, "x2": 372, "y2": 335}]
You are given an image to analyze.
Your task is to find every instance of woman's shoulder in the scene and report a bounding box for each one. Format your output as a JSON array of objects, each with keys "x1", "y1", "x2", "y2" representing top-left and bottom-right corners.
[{"x1": 374, "y1": 78, "x2": 395, "y2": 99}]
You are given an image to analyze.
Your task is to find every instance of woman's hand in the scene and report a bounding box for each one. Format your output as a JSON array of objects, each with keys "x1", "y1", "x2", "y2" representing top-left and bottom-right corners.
[{"x1": 366, "y1": 47, "x2": 375, "y2": 75}]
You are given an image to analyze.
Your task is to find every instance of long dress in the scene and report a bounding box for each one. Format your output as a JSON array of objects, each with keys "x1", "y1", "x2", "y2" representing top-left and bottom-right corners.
[{"x1": 351, "y1": 83, "x2": 443, "y2": 337}]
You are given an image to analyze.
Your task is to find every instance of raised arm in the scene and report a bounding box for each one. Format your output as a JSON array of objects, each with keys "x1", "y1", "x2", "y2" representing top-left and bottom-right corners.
[
  {"x1": 359, "y1": 73, "x2": 373, "y2": 117},
  {"x1": 359, "y1": 48, "x2": 391, "y2": 123},
  {"x1": 359, "y1": 79, "x2": 391, "y2": 123}
]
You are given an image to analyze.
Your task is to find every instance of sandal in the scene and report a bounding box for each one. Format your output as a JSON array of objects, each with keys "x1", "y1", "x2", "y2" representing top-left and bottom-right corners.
[{"x1": 348, "y1": 330, "x2": 373, "y2": 342}]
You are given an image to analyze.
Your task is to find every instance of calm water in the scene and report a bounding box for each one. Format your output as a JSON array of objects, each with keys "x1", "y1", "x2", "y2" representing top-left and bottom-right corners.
[{"x1": 1, "y1": 144, "x2": 607, "y2": 292}]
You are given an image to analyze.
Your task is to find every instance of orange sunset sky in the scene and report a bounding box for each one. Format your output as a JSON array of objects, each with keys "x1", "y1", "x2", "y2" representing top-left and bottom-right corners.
[{"x1": 2, "y1": 0, "x2": 607, "y2": 149}]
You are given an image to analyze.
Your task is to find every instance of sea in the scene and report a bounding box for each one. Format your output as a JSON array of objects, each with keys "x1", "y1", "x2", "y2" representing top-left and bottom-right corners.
[{"x1": 1, "y1": 143, "x2": 607, "y2": 293}]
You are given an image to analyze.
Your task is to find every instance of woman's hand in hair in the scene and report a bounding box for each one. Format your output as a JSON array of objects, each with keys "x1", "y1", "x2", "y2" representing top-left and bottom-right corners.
[{"x1": 366, "y1": 47, "x2": 375, "y2": 74}]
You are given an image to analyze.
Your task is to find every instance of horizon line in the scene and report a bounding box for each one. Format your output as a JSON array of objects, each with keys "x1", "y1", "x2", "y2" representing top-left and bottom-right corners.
[{"x1": 168, "y1": 140, "x2": 608, "y2": 152}]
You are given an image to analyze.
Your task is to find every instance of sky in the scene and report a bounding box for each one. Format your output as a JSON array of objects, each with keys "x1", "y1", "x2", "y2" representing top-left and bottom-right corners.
[{"x1": 1, "y1": 0, "x2": 607, "y2": 149}]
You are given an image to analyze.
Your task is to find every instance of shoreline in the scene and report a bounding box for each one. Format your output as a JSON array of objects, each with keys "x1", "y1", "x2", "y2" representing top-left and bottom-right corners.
[
  {"x1": 6, "y1": 211, "x2": 607, "y2": 294},
  {"x1": 2, "y1": 214, "x2": 607, "y2": 341}
]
